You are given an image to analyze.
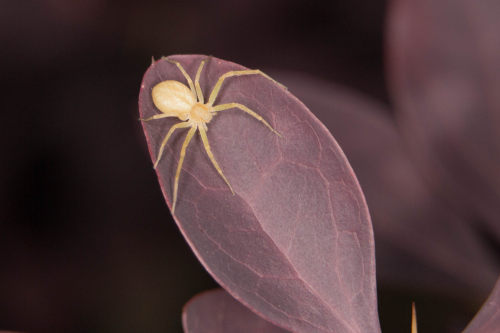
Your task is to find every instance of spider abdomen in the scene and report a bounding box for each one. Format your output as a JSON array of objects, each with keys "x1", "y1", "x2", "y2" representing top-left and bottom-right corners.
[{"x1": 152, "y1": 80, "x2": 195, "y2": 116}]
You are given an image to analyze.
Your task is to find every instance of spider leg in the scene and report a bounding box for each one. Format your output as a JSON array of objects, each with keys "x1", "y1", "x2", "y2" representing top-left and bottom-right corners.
[
  {"x1": 213, "y1": 103, "x2": 281, "y2": 137},
  {"x1": 198, "y1": 126, "x2": 235, "y2": 195},
  {"x1": 166, "y1": 58, "x2": 197, "y2": 99},
  {"x1": 140, "y1": 113, "x2": 172, "y2": 122},
  {"x1": 154, "y1": 122, "x2": 191, "y2": 169},
  {"x1": 172, "y1": 126, "x2": 197, "y2": 213},
  {"x1": 194, "y1": 60, "x2": 206, "y2": 103},
  {"x1": 207, "y1": 69, "x2": 285, "y2": 106}
]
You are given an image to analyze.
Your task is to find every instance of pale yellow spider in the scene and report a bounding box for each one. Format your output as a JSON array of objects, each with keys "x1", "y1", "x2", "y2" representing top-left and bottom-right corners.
[{"x1": 142, "y1": 58, "x2": 281, "y2": 213}]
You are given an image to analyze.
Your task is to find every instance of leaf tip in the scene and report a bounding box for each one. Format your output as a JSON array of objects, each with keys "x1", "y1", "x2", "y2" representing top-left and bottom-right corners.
[{"x1": 411, "y1": 302, "x2": 418, "y2": 333}]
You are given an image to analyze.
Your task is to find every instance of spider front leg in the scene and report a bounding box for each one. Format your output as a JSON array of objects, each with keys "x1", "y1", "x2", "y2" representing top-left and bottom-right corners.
[
  {"x1": 213, "y1": 103, "x2": 281, "y2": 137},
  {"x1": 207, "y1": 69, "x2": 285, "y2": 106},
  {"x1": 198, "y1": 126, "x2": 234, "y2": 195},
  {"x1": 172, "y1": 126, "x2": 197, "y2": 213},
  {"x1": 154, "y1": 121, "x2": 191, "y2": 169}
]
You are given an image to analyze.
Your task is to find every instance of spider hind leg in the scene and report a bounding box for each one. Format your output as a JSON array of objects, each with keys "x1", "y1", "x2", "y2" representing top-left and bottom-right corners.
[
  {"x1": 166, "y1": 58, "x2": 197, "y2": 98},
  {"x1": 194, "y1": 60, "x2": 206, "y2": 103}
]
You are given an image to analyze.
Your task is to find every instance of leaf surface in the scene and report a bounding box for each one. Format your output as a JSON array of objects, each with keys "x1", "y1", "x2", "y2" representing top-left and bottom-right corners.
[
  {"x1": 387, "y1": 0, "x2": 500, "y2": 240},
  {"x1": 183, "y1": 289, "x2": 289, "y2": 333},
  {"x1": 139, "y1": 55, "x2": 380, "y2": 333},
  {"x1": 277, "y1": 72, "x2": 499, "y2": 295},
  {"x1": 464, "y1": 276, "x2": 500, "y2": 333}
]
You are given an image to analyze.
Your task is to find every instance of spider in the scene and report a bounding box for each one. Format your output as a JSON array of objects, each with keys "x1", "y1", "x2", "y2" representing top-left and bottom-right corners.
[{"x1": 142, "y1": 57, "x2": 281, "y2": 213}]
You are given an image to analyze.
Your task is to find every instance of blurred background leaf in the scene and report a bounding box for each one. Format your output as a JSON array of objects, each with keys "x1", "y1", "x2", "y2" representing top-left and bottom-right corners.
[{"x1": 183, "y1": 289, "x2": 289, "y2": 333}]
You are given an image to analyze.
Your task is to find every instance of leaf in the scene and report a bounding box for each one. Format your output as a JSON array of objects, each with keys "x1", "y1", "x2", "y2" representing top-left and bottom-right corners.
[
  {"x1": 464, "y1": 276, "x2": 500, "y2": 333},
  {"x1": 139, "y1": 55, "x2": 380, "y2": 333},
  {"x1": 276, "y1": 72, "x2": 499, "y2": 295},
  {"x1": 182, "y1": 289, "x2": 290, "y2": 333},
  {"x1": 386, "y1": 0, "x2": 500, "y2": 240}
]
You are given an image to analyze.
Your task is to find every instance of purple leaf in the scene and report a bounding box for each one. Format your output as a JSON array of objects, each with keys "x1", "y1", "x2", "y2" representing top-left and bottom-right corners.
[
  {"x1": 276, "y1": 72, "x2": 499, "y2": 294},
  {"x1": 182, "y1": 289, "x2": 289, "y2": 333},
  {"x1": 464, "y1": 276, "x2": 500, "y2": 333},
  {"x1": 387, "y1": 0, "x2": 500, "y2": 240},
  {"x1": 139, "y1": 55, "x2": 380, "y2": 333}
]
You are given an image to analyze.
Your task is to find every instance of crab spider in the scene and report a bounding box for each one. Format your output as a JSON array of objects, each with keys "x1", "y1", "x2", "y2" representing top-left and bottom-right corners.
[{"x1": 142, "y1": 58, "x2": 281, "y2": 214}]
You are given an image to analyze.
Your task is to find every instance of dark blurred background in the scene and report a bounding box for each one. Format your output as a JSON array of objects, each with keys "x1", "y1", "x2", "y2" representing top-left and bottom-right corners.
[{"x1": 0, "y1": 0, "x2": 492, "y2": 332}]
